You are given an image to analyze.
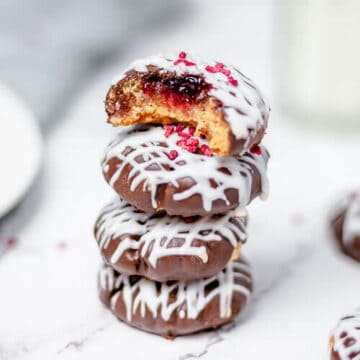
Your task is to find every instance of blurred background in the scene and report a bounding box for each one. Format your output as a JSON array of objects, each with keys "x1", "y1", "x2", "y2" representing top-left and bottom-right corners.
[{"x1": 0, "y1": 1, "x2": 359, "y2": 359}]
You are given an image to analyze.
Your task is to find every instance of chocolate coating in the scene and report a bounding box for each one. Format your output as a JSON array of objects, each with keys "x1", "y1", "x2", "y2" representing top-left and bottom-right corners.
[
  {"x1": 330, "y1": 351, "x2": 341, "y2": 360},
  {"x1": 98, "y1": 257, "x2": 252, "y2": 337},
  {"x1": 332, "y1": 213, "x2": 360, "y2": 262},
  {"x1": 102, "y1": 125, "x2": 269, "y2": 217},
  {"x1": 94, "y1": 198, "x2": 247, "y2": 282},
  {"x1": 331, "y1": 192, "x2": 360, "y2": 262}
]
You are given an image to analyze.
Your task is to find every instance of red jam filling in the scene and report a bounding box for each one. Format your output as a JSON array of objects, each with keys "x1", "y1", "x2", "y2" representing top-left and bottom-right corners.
[{"x1": 143, "y1": 74, "x2": 211, "y2": 109}]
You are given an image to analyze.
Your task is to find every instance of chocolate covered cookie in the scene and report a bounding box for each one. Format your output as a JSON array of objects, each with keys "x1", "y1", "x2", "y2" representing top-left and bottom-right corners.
[
  {"x1": 102, "y1": 125, "x2": 269, "y2": 217},
  {"x1": 98, "y1": 257, "x2": 252, "y2": 337},
  {"x1": 331, "y1": 191, "x2": 360, "y2": 262},
  {"x1": 330, "y1": 309, "x2": 360, "y2": 359},
  {"x1": 105, "y1": 52, "x2": 269, "y2": 156},
  {"x1": 95, "y1": 197, "x2": 247, "y2": 281}
]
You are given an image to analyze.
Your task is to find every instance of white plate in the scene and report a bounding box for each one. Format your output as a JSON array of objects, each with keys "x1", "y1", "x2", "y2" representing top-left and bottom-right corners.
[{"x1": 0, "y1": 83, "x2": 42, "y2": 218}]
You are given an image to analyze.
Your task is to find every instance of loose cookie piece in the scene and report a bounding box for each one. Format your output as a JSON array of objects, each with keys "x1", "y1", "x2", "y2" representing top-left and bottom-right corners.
[
  {"x1": 102, "y1": 125, "x2": 269, "y2": 217},
  {"x1": 94, "y1": 197, "x2": 247, "y2": 281},
  {"x1": 330, "y1": 309, "x2": 360, "y2": 359},
  {"x1": 105, "y1": 52, "x2": 269, "y2": 156},
  {"x1": 98, "y1": 257, "x2": 252, "y2": 337},
  {"x1": 330, "y1": 191, "x2": 360, "y2": 262}
]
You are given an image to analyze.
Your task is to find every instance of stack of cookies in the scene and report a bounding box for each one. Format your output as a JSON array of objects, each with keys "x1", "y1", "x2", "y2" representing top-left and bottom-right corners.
[{"x1": 94, "y1": 52, "x2": 270, "y2": 337}]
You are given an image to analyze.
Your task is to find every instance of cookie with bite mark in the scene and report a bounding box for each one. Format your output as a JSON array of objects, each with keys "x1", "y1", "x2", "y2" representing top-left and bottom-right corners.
[{"x1": 105, "y1": 52, "x2": 269, "y2": 156}]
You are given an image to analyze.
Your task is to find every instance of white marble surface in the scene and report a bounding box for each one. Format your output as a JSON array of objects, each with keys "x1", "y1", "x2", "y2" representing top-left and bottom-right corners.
[{"x1": 1, "y1": 1, "x2": 360, "y2": 359}]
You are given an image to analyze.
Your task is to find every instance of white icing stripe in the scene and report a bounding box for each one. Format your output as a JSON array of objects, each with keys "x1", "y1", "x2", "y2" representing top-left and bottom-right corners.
[
  {"x1": 99, "y1": 260, "x2": 252, "y2": 322},
  {"x1": 99, "y1": 265, "x2": 115, "y2": 291},
  {"x1": 95, "y1": 198, "x2": 247, "y2": 267},
  {"x1": 112, "y1": 53, "x2": 269, "y2": 142},
  {"x1": 331, "y1": 192, "x2": 360, "y2": 246},
  {"x1": 102, "y1": 126, "x2": 269, "y2": 212},
  {"x1": 332, "y1": 309, "x2": 360, "y2": 359}
]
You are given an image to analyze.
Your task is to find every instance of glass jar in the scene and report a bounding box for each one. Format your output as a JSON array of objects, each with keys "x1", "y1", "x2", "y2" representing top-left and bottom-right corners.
[{"x1": 280, "y1": 0, "x2": 360, "y2": 130}]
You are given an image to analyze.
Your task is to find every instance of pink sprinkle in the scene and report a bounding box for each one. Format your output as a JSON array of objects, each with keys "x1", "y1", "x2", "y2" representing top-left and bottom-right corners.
[
  {"x1": 188, "y1": 127, "x2": 196, "y2": 136},
  {"x1": 178, "y1": 130, "x2": 191, "y2": 139},
  {"x1": 250, "y1": 145, "x2": 262, "y2": 155},
  {"x1": 186, "y1": 138, "x2": 199, "y2": 147},
  {"x1": 176, "y1": 124, "x2": 184, "y2": 133},
  {"x1": 215, "y1": 63, "x2": 230, "y2": 76},
  {"x1": 173, "y1": 54, "x2": 196, "y2": 67},
  {"x1": 164, "y1": 124, "x2": 175, "y2": 138},
  {"x1": 206, "y1": 62, "x2": 238, "y2": 86},
  {"x1": 57, "y1": 241, "x2": 68, "y2": 251},
  {"x1": 228, "y1": 76, "x2": 238, "y2": 86},
  {"x1": 183, "y1": 60, "x2": 196, "y2": 66},
  {"x1": 187, "y1": 145, "x2": 197, "y2": 153},
  {"x1": 168, "y1": 150, "x2": 179, "y2": 160},
  {"x1": 205, "y1": 65, "x2": 216, "y2": 73},
  {"x1": 200, "y1": 144, "x2": 212, "y2": 156},
  {"x1": 176, "y1": 139, "x2": 187, "y2": 149}
]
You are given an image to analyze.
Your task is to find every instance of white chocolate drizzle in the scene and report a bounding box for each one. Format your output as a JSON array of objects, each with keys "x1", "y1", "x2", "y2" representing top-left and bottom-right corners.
[
  {"x1": 99, "y1": 259, "x2": 252, "y2": 321},
  {"x1": 102, "y1": 126, "x2": 269, "y2": 212},
  {"x1": 112, "y1": 52, "x2": 270, "y2": 142},
  {"x1": 95, "y1": 197, "x2": 247, "y2": 267},
  {"x1": 331, "y1": 309, "x2": 360, "y2": 359},
  {"x1": 331, "y1": 192, "x2": 360, "y2": 247}
]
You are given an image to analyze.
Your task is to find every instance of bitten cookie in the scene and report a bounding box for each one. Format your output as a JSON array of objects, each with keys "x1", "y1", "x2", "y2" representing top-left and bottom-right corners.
[
  {"x1": 330, "y1": 309, "x2": 360, "y2": 359},
  {"x1": 105, "y1": 52, "x2": 269, "y2": 156},
  {"x1": 98, "y1": 257, "x2": 252, "y2": 337},
  {"x1": 330, "y1": 191, "x2": 360, "y2": 262},
  {"x1": 102, "y1": 125, "x2": 269, "y2": 217},
  {"x1": 94, "y1": 197, "x2": 247, "y2": 281}
]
